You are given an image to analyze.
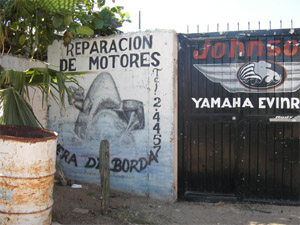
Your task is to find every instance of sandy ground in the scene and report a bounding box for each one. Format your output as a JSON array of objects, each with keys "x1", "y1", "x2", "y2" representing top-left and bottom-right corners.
[{"x1": 52, "y1": 182, "x2": 300, "y2": 225}]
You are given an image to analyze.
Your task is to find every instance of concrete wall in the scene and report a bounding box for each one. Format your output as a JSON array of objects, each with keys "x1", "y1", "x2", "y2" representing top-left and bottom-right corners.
[
  {"x1": 0, "y1": 54, "x2": 48, "y2": 127},
  {"x1": 47, "y1": 30, "x2": 178, "y2": 201}
]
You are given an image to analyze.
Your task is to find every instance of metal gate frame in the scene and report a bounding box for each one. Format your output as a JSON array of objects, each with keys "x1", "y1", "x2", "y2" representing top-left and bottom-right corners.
[{"x1": 178, "y1": 29, "x2": 300, "y2": 203}]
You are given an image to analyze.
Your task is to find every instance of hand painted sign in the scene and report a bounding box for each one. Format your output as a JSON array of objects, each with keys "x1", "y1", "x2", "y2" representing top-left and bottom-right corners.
[{"x1": 47, "y1": 30, "x2": 177, "y2": 201}]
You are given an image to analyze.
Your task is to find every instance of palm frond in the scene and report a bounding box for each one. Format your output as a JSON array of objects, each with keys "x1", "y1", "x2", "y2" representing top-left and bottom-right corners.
[
  {"x1": 0, "y1": 88, "x2": 41, "y2": 127},
  {"x1": 0, "y1": 67, "x2": 83, "y2": 127}
]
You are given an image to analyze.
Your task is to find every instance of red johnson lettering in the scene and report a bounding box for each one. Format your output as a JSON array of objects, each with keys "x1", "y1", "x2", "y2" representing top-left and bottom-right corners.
[{"x1": 193, "y1": 39, "x2": 299, "y2": 59}]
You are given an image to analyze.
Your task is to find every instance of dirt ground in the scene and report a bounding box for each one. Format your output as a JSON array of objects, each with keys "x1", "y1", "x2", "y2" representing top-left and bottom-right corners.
[{"x1": 52, "y1": 182, "x2": 300, "y2": 225}]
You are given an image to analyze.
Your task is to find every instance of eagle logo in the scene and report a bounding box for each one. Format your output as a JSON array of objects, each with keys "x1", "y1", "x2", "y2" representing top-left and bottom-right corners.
[
  {"x1": 237, "y1": 60, "x2": 287, "y2": 90},
  {"x1": 193, "y1": 61, "x2": 300, "y2": 93}
]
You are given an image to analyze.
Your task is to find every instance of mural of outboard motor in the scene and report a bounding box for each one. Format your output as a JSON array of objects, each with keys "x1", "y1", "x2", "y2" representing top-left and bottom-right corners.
[
  {"x1": 47, "y1": 30, "x2": 177, "y2": 201},
  {"x1": 68, "y1": 72, "x2": 145, "y2": 141}
]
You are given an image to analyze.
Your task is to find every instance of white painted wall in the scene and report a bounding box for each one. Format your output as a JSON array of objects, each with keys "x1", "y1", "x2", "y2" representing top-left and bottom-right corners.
[
  {"x1": 0, "y1": 54, "x2": 48, "y2": 127},
  {"x1": 47, "y1": 30, "x2": 178, "y2": 201}
]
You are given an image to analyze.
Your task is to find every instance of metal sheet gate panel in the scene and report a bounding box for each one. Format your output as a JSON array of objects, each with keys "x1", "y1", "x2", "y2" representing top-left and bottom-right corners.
[{"x1": 178, "y1": 29, "x2": 300, "y2": 202}]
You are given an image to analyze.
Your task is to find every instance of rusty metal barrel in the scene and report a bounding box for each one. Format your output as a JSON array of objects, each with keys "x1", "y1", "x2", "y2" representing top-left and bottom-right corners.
[{"x1": 0, "y1": 125, "x2": 57, "y2": 225}]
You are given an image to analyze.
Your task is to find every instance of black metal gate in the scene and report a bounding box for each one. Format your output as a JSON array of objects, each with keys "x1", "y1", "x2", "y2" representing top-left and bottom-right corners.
[{"x1": 178, "y1": 29, "x2": 300, "y2": 202}]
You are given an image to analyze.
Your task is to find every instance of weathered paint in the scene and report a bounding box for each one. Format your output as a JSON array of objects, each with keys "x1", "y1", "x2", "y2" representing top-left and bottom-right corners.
[
  {"x1": 0, "y1": 125, "x2": 57, "y2": 224},
  {"x1": 47, "y1": 30, "x2": 178, "y2": 201},
  {"x1": 0, "y1": 208, "x2": 52, "y2": 225}
]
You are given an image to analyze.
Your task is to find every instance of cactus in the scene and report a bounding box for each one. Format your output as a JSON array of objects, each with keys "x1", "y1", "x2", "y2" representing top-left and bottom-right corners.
[{"x1": 99, "y1": 140, "x2": 110, "y2": 214}]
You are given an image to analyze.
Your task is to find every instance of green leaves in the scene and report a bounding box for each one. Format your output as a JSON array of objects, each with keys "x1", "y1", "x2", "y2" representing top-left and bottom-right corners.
[
  {"x1": 0, "y1": 88, "x2": 41, "y2": 127},
  {"x1": 0, "y1": 67, "x2": 82, "y2": 127},
  {"x1": 0, "y1": 0, "x2": 130, "y2": 60},
  {"x1": 53, "y1": 16, "x2": 63, "y2": 28},
  {"x1": 0, "y1": 0, "x2": 130, "y2": 127},
  {"x1": 18, "y1": 34, "x2": 26, "y2": 45},
  {"x1": 93, "y1": 18, "x2": 104, "y2": 29},
  {"x1": 76, "y1": 26, "x2": 94, "y2": 36},
  {"x1": 35, "y1": 0, "x2": 79, "y2": 14},
  {"x1": 0, "y1": 69, "x2": 40, "y2": 127},
  {"x1": 64, "y1": 15, "x2": 73, "y2": 26}
]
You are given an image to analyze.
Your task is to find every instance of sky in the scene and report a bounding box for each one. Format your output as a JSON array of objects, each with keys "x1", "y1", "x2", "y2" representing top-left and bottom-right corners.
[{"x1": 106, "y1": 0, "x2": 300, "y2": 33}]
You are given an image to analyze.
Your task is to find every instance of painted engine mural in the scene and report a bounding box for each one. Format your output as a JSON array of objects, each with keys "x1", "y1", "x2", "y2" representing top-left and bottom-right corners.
[{"x1": 47, "y1": 31, "x2": 176, "y2": 200}]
